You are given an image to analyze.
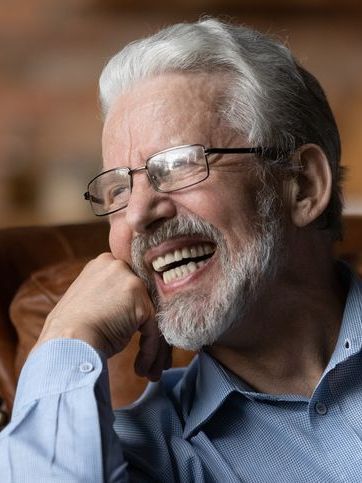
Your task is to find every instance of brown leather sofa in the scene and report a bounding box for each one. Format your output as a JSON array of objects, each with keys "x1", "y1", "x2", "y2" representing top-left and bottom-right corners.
[{"x1": 0, "y1": 217, "x2": 361, "y2": 428}]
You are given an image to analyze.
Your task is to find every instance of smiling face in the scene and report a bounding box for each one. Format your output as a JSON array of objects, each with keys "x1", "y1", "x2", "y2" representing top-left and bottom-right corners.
[{"x1": 103, "y1": 72, "x2": 283, "y2": 350}]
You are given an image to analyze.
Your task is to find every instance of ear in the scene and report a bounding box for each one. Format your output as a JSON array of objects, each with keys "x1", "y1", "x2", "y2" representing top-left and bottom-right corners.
[{"x1": 288, "y1": 144, "x2": 332, "y2": 228}]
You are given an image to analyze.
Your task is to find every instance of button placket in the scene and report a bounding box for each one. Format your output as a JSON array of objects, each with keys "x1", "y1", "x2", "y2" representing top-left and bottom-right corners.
[
  {"x1": 344, "y1": 338, "x2": 351, "y2": 350},
  {"x1": 315, "y1": 401, "x2": 327, "y2": 415}
]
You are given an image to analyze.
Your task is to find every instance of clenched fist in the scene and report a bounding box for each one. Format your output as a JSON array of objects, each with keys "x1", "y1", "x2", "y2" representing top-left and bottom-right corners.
[{"x1": 33, "y1": 253, "x2": 171, "y2": 381}]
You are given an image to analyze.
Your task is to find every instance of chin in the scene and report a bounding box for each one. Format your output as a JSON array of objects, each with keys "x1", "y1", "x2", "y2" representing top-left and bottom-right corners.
[{"x1": 132, "y1": 210, "x2": 283, "y2": 351}]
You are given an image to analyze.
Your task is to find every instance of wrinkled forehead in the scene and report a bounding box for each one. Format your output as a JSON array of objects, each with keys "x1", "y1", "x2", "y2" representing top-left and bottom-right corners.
[{"x1": 102, "y1": 72, "x2": 234, "y2": 168}]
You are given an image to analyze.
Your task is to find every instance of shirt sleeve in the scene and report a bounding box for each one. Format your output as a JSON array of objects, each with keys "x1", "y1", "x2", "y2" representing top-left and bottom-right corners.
[{"x1": 0, "y1": 338, "x2": 128, "y2": 483}]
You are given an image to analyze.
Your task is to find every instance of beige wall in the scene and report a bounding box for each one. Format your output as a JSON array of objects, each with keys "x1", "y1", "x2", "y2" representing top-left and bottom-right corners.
[{"x1": 1, "y1": 1, "x2": 361, "y2": 227}]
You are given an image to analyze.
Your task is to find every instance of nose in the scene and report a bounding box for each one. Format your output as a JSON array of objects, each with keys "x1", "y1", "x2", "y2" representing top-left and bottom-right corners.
[{"x1": 125, "y1": 170, "x2": 177, "y2": 234}]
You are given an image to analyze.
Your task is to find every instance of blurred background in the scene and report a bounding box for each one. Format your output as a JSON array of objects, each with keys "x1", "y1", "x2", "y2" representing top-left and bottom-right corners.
[{"x1": 0, "y1": 0, "x2": 361, "y2": 228}]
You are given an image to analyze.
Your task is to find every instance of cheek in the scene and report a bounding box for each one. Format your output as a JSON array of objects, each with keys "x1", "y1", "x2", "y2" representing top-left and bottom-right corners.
[
  {"x1": 109, "y1": 220, "x2": 133, "y2": 264},
  {"x1": 177, "y1": 179, "x2": 259, "y2": 244}
]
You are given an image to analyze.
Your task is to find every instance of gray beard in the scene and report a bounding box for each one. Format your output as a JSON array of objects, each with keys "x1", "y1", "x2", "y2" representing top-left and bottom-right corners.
[{"x1": 131, "y1": 206, "x2": 282, "y2": 351}]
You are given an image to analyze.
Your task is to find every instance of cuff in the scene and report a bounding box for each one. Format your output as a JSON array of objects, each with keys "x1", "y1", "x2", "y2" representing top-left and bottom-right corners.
[{"x1": 13, "y1": 338, "x2": 106, "y2": 415}]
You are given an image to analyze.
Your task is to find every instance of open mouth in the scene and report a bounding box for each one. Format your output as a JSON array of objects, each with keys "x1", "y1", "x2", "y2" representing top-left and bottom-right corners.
[{"x1": 152, "y1": 243, "x2": 216, "y2": 285}]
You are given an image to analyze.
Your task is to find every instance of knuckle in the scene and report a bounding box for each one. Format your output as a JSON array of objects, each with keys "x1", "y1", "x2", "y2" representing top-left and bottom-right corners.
[
  {"x1": 126, "y1": 275, "x2": 145, "y2": 291},
  {"x1": 87, "y1": 252, "x2": 112, "y2": 268},
  {"x1": 96, "y1": 252, "x2": 112, "y2": 261},
  {"x1": 136, "y1": 301, "x2": 154, "y2": 323}
]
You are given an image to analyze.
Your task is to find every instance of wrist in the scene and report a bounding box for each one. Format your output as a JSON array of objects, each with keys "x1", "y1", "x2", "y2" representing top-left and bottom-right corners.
[{"x1": 34, "y1": 324, "x2": 109, "y2": 356}]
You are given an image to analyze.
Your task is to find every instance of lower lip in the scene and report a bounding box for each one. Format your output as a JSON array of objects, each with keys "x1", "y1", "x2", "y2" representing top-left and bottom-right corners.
[{"x1": 155, "y1": 254, "x2": 216, "y2": 296}]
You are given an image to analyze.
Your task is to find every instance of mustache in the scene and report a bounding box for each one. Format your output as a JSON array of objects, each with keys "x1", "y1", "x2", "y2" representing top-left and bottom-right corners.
[{"x1": 131, "y1": 214, "x2": 225, "y2": 273}]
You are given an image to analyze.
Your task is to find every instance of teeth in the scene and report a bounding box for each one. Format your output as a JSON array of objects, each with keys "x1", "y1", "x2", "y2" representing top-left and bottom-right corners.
[
  {"x1": 190, "y1": 247, "x2": 198, "y2": 258},
  {"x1": 165, "y1": 253, "x2": 173, "y2": 265},
  {"x1": 188, "y1": 261, "x2": 197, "y2": 273},
  {"x1": 181, "y1": 265, "x2": 188, "y2": 277},
  {"x1": 197, "y1": 246, "x2": 204, "y2": 256},
  {"x1": 152, "y1": 243, "x2": 214, "y2": 273},
  {"x1": 162, "y1": 260, "x2": 206, "y2": 284},
  {"x1": 204, "y1": 245, "x2": 214, "y2": 255}
]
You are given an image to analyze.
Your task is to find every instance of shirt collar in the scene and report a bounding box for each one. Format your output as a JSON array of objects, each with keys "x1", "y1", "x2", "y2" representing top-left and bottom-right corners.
[
  {"x1": 323, "y1": 264, "x2": 362, "y2": 373},
  {"x1": 182, "y1": 351, "x2": 239, "y2": 438},
  {"x1": 180, "y1": 264, "x2": 362, "y2": 438}
]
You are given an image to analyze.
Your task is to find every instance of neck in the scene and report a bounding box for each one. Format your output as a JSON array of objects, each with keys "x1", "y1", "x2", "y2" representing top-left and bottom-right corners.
[{"x1": 207, "y1": 238, "x2": 347, "y2": 398}]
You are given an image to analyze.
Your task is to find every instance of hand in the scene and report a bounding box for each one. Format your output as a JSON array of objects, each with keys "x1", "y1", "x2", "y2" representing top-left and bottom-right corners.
[{"x1": 33, "y1": 253, "x2": 171, "y2": 381}]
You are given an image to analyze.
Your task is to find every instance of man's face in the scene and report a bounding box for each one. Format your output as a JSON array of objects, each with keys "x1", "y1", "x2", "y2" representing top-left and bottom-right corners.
[{"x1": 103, "y1": 73, "x2": 282, "y2": 350}]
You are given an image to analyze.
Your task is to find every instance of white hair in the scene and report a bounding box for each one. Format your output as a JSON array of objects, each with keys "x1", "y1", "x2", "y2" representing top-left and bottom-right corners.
[{"x1": 99, "y1": 18, "x2": 343, "y2": 238}]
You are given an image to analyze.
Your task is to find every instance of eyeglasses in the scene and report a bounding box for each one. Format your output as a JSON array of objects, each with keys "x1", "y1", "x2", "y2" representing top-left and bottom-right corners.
[{"x1": 84, "y1": 143, "x2": 275, "y2": 216}]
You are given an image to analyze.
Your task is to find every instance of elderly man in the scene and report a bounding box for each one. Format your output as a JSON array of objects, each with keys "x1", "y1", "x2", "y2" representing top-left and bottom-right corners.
[{"x1": 1, "y1": 18, "x2": 361, "y2": 482}]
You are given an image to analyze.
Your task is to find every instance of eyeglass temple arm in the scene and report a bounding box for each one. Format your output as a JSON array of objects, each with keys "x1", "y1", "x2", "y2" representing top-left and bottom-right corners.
[{"x1": 205, "y1": 147, "x2": 279, "y2": 158}]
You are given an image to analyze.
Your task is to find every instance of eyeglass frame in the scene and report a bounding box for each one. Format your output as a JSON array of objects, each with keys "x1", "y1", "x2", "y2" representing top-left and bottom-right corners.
[{"x1": 84, "y1": 143, "x2": 278, "y2": 216}]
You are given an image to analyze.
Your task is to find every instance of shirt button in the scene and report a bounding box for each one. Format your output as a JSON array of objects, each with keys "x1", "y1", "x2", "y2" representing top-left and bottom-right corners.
[
  {"x1": 79, "y1": 362, "x2": 94, "y2": 373},
  {"x1": 315, "y1": 402, "x2": 327, "y2": 415}
]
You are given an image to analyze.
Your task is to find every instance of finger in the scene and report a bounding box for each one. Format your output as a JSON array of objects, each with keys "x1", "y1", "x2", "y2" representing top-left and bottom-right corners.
[
  {"x1": 134, "y1": 320, "x2": 161, "y2": 377},
  {"x1": 146, "y1": 338, "x2": 172, "y2": 382}
]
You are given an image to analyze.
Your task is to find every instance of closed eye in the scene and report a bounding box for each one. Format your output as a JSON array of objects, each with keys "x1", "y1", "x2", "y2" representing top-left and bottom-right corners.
[{"x1": 110, "y1": 185, "x2": 128, "y2": 198}]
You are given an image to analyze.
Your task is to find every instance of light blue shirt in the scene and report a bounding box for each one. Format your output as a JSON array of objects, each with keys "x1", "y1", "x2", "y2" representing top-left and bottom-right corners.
[{"x1": 1, "y1": 266, "x2": 362, "y2": 482}]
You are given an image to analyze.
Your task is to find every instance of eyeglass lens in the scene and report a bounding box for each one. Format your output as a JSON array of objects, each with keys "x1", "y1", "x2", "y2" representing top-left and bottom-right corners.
[
  {"x1": 88, "y1": 145, "x2": 209, "y2": 215},
  {"x1": 149, "y1": 145, "x2": 208, "y2": 192},
  {"x1": 90, "y1": 168, "x2": 130, "y2": 215}
]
